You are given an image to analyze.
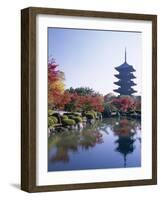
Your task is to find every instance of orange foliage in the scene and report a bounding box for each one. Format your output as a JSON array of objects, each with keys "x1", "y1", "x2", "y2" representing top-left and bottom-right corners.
[
  {"x1": 48, "y1": 59, "x2": 65, "y2": 106},
  {"x1": 48, "y1": 58, "x2": 104, "y2": 112}
]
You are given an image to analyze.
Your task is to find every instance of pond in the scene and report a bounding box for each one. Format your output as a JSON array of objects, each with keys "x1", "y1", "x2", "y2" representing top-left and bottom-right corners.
[{"x1": 48, "y1": 117, "x2": 141, "y2": 171}]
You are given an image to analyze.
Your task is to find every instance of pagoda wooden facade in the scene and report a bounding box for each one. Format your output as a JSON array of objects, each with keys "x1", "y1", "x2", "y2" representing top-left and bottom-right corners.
[{"x1": 114, "y1": 50, "x2": 137, "y2": 96}]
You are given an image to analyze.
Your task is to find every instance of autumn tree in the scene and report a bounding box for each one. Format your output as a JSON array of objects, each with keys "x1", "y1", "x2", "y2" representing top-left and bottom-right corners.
[
  {"x1": 48, "y1": 58, "x2": 65, "y2": 108},
  {"x1": 64, "y1": 88, "x2": 104, "y2": 112},
  {"x1": 48, "y1": 61, "x2": 104, "y2": 112},
  {"x1": 111, "y1": 96, "x2": 136, "y2": 112}
]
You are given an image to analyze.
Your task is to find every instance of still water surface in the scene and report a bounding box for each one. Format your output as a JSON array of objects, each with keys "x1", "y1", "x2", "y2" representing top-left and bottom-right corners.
[{"x1": 48, "y1": 117, "x2": 141, "y2": 171}]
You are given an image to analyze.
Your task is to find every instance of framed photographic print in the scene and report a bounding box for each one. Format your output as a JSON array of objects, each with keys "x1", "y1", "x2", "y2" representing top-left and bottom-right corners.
[{"x1": 21, "y1": 7, "x2": 157, "y2": 192}]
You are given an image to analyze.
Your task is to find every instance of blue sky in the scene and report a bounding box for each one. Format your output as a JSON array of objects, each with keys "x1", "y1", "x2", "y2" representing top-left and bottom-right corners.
[{"x1": 48, "y1": 28, "x2": 142, "y2": 95}]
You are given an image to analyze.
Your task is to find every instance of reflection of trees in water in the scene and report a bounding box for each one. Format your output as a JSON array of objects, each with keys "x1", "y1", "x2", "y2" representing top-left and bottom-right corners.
[
  {"x1": 49, "y1": 122, "x2": 104, "y2": 163},
  {"x1": 80, "y1": 130, "x2": 103, "y2": 150},
  {"x1": 112, "y1": 118, "x2": 139, "y2": 167},
  {"x1": 48, "y1": 117, "x2": 141, "y2": 166},
  {"x1": 49, "y1": 134, "x2": 79, "y2": 163}
]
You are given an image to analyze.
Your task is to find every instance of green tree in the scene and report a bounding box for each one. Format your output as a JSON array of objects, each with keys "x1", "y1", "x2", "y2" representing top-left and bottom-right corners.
[{"x1": 66, "y1": 87, "x2": 99, "y2": 96}]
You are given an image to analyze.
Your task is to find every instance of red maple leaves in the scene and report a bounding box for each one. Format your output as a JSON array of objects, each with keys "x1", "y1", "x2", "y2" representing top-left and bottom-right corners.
[
  {"x1": 48, "y1": 58, "x2": 104, "y2": 112},
  {"x1": 112, "y1": 96, "x2": 137, "y2": 112}
]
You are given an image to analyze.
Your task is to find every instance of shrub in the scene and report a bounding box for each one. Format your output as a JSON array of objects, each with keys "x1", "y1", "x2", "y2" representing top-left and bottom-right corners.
[
  {"x1": 85, "y1": 111, "x2": 97, "y2": 119},
  {"x1": 61, "y1": 115, "x2": 68, "y2": 120},
  {"x1": 85, "y1": 113, "x2": 95, "y2": 120},
  {"x1": 52, "y1": 112, "x2": 61, "y2": 123},
  {"x1": 90, "y1": 110, "x2": 97, "y2": 118},
  {"x1": 62, "y1": 119, "x2": 76, "y2": 126},
  {"x1": 48, "y1": 116, "x2": 58, "y2": 127},
  {"x1": 97, "y1": 112, "x2": 102, "y2": 117},
  {"x1": 64, "y1": 113, "x2": 71, "y2": 116},
  {"x1": 48, "y1": 109, "x2": 54, "y2": 116},
  {"x1": 102, "y1": 103, "x2": 111, "y2": 117},
  {"x1": 52, "y1": 112, "x2": 61, "y2": 118},
  {"x1": 70, "y1": 112, "x2": 81, "y2": 117},
  {"x1": 68, "y1": 115, "x2": 75, "y2": 119},
  {"x1": 72, "y1": 116, "x2": 83, "y2": 123}
]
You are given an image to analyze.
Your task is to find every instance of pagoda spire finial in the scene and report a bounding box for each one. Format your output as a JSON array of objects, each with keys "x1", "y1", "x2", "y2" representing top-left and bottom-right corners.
[
  {"x1": 125, "y1": 47, "x2": 127, "y2": 63},
  {"x1": 114, "y1": 48, "x2": 137, "y2": 96}
]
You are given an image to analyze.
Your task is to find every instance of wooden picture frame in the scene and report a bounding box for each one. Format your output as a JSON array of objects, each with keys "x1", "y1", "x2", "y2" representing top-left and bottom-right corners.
[{"x1": 21, "y1": 7, "x2": 157, "y2": 192}]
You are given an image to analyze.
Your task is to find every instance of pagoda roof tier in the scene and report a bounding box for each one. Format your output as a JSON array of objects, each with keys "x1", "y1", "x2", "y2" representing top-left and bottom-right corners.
[
  {"x1": 115, "y1": 49, "x2": 136, "y2": 72},
  {"x1": 114, "y1": 80, "x2": 136, "y2": 86},
  {"x1": 115, "y1": 63, "x2": 136, "y2": 72},
  {"x1": 114, "y1": 88, "x2": 137, "y2": 95},
  {"x1": 114, "y1": 73, "x2": 136, "y2": 79}
]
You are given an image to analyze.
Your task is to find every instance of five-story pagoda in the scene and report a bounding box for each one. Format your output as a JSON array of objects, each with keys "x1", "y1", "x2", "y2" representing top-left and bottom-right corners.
[{"x1": 114, "y1": 49, "x2": 137, "y2": 96}]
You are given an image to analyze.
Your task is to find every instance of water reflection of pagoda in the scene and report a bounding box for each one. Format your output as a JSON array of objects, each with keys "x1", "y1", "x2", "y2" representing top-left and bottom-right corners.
[
  {"x1": 114, "y1": 49, "x2": 137, "y2": 96},
  {"x1": 115, "y1": 136, "x2": 135, "y2": 167},
  {"x1": 113, "y1": 119, "x2": 136, "y2": 167}
]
